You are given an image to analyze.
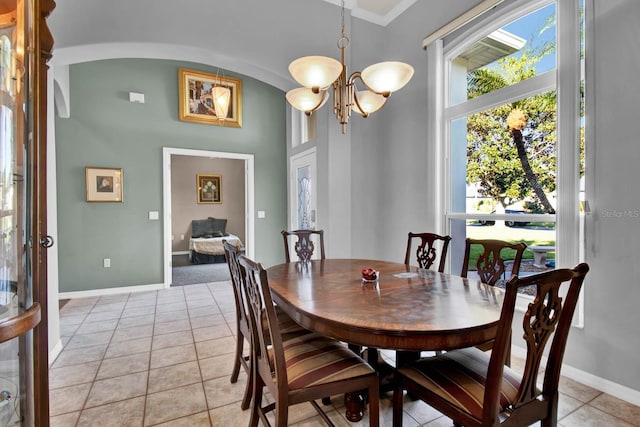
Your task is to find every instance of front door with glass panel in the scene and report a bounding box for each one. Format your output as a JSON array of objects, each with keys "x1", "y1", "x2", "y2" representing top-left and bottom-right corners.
[{"x1": 290, "y1": 148, "x2": 317, "y2": 231}]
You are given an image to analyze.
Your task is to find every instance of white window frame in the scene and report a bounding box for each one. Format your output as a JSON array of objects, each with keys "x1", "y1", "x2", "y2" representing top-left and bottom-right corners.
[
  {"x1": 427, "y1": 0, "x2": 583, "y2": 321},
  {"x1": 291, "y1": 109, "x2": 317, "y2": 149}
]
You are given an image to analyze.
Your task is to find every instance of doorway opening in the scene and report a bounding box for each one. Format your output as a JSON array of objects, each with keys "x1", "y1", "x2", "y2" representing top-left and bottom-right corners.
[{"x1": 162, "y1": 147, "x2": 255, "y2": 288}]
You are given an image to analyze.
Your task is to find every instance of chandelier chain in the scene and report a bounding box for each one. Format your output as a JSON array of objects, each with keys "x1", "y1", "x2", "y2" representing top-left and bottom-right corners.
[
  {"x1": 338, "y1": 0, "x2": 349, "y2": 49},
  {"x1": 341, "y1": 0, "x2": 345, "y2": 35}
]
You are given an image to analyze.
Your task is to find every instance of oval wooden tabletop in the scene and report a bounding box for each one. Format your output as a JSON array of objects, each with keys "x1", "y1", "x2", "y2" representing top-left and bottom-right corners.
[{"x1": 266, "y1": 259, "x2": 505, "y2": 351}]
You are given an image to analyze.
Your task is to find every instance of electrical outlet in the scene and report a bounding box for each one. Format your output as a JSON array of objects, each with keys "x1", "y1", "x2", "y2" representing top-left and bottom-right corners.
[{"x1": 103, "y1": 258, "x2": 111, "y2": 268}]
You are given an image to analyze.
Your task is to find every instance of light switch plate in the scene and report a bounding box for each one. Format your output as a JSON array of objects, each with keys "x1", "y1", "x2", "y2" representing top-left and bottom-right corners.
[
  {"x1": 129, "y1": 92, "x2": 145, "y2": 103},
  {"x1": 149, "y1": 211, "x2": 159, "y2": 220},
  {"x1": 257, "y1": 210, "x2": 266, "y2": 219}
]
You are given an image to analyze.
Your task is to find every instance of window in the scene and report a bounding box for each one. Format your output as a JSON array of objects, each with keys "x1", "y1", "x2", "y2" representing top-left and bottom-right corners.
[
  {"x1": 427, "y1": 0, "x2": 583, "y2": 306},
  {"x1": 291, "y1": 109, "x2": 317, "y2": 148}
]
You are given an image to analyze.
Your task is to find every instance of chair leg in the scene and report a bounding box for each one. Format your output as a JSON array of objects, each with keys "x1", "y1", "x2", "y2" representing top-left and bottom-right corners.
[
  {"x1": 249, "y1": 369, "x2": 263, "y2": 427},
  {"x1": 395, "y1": 351, "x2": 420, "y2": 368},
  {"x1": 541, "y1": 394, "x2": 559, "y2": 427},
  {"x1": 275, "y1": 398, "x2": 289, "y2": 427},
  {"x1": 348, "y1": 343, "x2": 363, "y2": 356},
  {"x1": 392, "y1": 384, "x2": 403, "y2": 427},
  {"x1": 369, "y1": 381, "x2": 380, "y2": 427},
  {"x1": 240, "y1": 354, "x2": 252, "y2": 410},
  {"x1": 231, "y1": 330, "x2": 244, "y2": 383}
]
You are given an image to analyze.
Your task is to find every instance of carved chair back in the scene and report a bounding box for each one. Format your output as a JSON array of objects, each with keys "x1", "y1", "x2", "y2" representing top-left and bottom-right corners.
[
  {"x1": 224, "y1": 241, "x2": 248, "y2": 333},
  {"x1": 223, "y1": 241, "x2": 254, "y2": 408},
  {"x1": 404, "y1": 232, "x2": 452, "y2": 273},
  {"x1": 479, "y1": 263, "x2": 589, "y2": 423},
  {"x1": 281, "y1": 229, "x2": 326, "y2": 262},
  {"x1": 461, "y1": 238, "x2": 527, "y2": 285}
]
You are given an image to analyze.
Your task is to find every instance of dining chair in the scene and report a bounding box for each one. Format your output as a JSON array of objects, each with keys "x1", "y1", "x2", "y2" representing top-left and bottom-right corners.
[
  {"x1": 404, "y1": 232, "x2": 452, "y2": 272},
  {"x1": 238, "y1": 254, "x2": 380, "y2": 427},
  {"x1": 397, "y1": 232, "x2": 451, "y2": 364},
  {"x1": 223, "y1": 241, "x2": 253, "y2": 410},
  {"x1": 461, "y1": 238, "x2": 527, "y2": 286},
  {"x1": 223, "y1": 241, "x2": 307, "y2": 411},
  {"x1": 392, "y1": 263, "x2": 589, "y2": 427},
  {"x1": 461, "y1": 238, "x2": 527, "y2": 365},
  {"x1": 281, "y1": 229, "x2": 326, "y2": 262}
]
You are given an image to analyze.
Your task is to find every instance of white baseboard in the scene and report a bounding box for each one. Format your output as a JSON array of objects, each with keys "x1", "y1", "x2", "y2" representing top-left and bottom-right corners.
[
  {"x1": 172, "y1": 251, "x2": 190, "y2": 256},
  {"x1": 560, "y1": 364, "x2": 640, "y2": 407},
  {"x1": 58, "y1": 282, "x2": 167, "y2": 299},
  {"x1": 49, "y1": 339, "x2": 63, "y2": 365},
  {"x1": 511, "y1": 346, "x2": 640, "y2": 407}
]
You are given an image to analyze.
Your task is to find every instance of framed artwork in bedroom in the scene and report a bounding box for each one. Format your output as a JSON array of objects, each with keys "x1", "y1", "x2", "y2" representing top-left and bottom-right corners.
[{"x1": 197, "y1": 174, "x2": 222, "y2": 204}]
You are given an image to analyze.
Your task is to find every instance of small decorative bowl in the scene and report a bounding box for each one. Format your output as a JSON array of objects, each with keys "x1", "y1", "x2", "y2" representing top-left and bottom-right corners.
[{"x1": 361, "y1": 268, "x2": 379, "y2": 282}]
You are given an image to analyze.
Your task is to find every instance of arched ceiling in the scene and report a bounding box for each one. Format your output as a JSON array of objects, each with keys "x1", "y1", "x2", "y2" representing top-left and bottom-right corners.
[{"x1": 47, "y1": 0, "x2": 483, "y2": 91}]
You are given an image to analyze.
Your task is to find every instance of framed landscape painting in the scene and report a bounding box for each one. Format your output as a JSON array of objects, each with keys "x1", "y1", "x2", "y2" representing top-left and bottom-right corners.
[
  {"x1": 86, "y1": 167, "x2": 123, "y2": 202},
  {"x1": 178, "y1": 68, "x2": 242, "y2": 128},
  {"x1": 197, "y1": 174, "x2": 222, "y2": 204}
]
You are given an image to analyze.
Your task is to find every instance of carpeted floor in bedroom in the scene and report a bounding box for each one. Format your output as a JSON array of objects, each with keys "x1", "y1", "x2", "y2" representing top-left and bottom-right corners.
[{"x1": 171, "y1": 254, "x2": 231, "y2": 286}]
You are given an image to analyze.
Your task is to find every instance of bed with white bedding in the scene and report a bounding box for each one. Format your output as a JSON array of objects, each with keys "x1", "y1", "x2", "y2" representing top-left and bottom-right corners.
[
  {"x1": 189, "y1": 234, "x2": 242, "y2": 256},
  {"x1": 188, "y1": 217, "x2": 242, "y2": 264}
]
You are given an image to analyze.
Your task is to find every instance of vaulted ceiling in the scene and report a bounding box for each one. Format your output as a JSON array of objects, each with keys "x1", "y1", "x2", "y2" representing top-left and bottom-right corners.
[{"x1": 47, "y1": 1, "x2": 483, "y2": 91}]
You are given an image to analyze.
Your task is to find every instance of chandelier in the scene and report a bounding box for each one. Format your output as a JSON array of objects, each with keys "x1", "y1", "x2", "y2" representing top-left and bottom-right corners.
[{"x1": 285, "y1": 0, "x2": 414, "y2": 134}]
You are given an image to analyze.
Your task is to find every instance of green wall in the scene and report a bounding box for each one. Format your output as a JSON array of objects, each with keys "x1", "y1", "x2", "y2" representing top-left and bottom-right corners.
[{"x1": 55, "y1": 58, "x2": 287, "y2": 292}]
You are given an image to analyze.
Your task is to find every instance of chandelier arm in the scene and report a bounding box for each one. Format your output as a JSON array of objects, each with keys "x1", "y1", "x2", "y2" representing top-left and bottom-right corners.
[
  {"x1": 307, "y1": 95, "x2": 326, "y2": 116},
  {"x1": 350, "y1": 72, "x2": 391, "y2": 98},
  {"x1": 353, "y1": 94, "x2": 368, "y2": 118},
  {"x1": 346, "y1": 72, "x2": 363, "y2": 117},
  {"x1": 347, "y1": 71, "x2": 361, "y2": 85}
]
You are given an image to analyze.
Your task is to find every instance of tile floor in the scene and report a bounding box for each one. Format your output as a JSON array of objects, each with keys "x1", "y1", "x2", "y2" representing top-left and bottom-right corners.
[{"x1": 50, "y1": 280, "x2": 640, "y2": 426}]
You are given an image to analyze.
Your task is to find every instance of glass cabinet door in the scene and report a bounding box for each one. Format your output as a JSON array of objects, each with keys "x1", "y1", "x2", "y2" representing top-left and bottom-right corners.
[{"x1": 0, "y1": 0, "x2": 51, "y2": 425}]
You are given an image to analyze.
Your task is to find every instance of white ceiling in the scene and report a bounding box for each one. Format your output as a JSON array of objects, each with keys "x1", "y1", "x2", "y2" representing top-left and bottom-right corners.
[{"x1": 321, "y1": 0, "x2": 417, "y2": 26}]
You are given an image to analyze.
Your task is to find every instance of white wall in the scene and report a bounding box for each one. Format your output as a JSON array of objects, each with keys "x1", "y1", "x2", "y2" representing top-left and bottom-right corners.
[{"x1": 348, "y1": 1, "x2": 479, "y2": 261}]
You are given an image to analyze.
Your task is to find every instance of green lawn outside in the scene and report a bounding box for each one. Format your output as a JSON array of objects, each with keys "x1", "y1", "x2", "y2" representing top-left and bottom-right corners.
[{"x1": 465, "y1": 221, "x2": 556, "y2": 269}]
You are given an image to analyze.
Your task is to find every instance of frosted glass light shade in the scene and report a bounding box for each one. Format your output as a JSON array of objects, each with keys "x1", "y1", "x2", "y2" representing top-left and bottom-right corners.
[
  {"x1": 361, "y1": 61, "x2": 414, "y2": 94},
  {"x1": 212, "y1": 86, "x2": 231, "y2": 118},
  {"x1": 352, "y1": 90, "x2": 387, "y2": 116},
  {"x1": 285, "y1": 87, "x2": 329, "y2": 114},
  {"x1": 289, "y1": 56, "x2": 342, "y2": 90}
]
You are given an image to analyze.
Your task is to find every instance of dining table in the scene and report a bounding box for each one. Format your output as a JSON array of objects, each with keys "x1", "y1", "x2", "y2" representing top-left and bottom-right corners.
[{"x1": 266, "y1": 258, "x2": 505, "y2": 421}]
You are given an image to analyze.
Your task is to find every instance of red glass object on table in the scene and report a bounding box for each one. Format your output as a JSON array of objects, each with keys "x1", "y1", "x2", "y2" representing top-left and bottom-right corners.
[{"x1": 361, "y1": 268, "x2": 379, "y2": 282}]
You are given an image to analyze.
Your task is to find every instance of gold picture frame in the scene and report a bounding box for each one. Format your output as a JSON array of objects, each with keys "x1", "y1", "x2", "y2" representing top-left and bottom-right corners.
[
  {"x1": 197, "y1": 174, "x2": 222, "y2": 204},
  {"x1": 178, "y1": 68, "x2": 242, "y2": 128},
  {"x1": 86, "y1": 167, "x2": 123, "y2": 203}
]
